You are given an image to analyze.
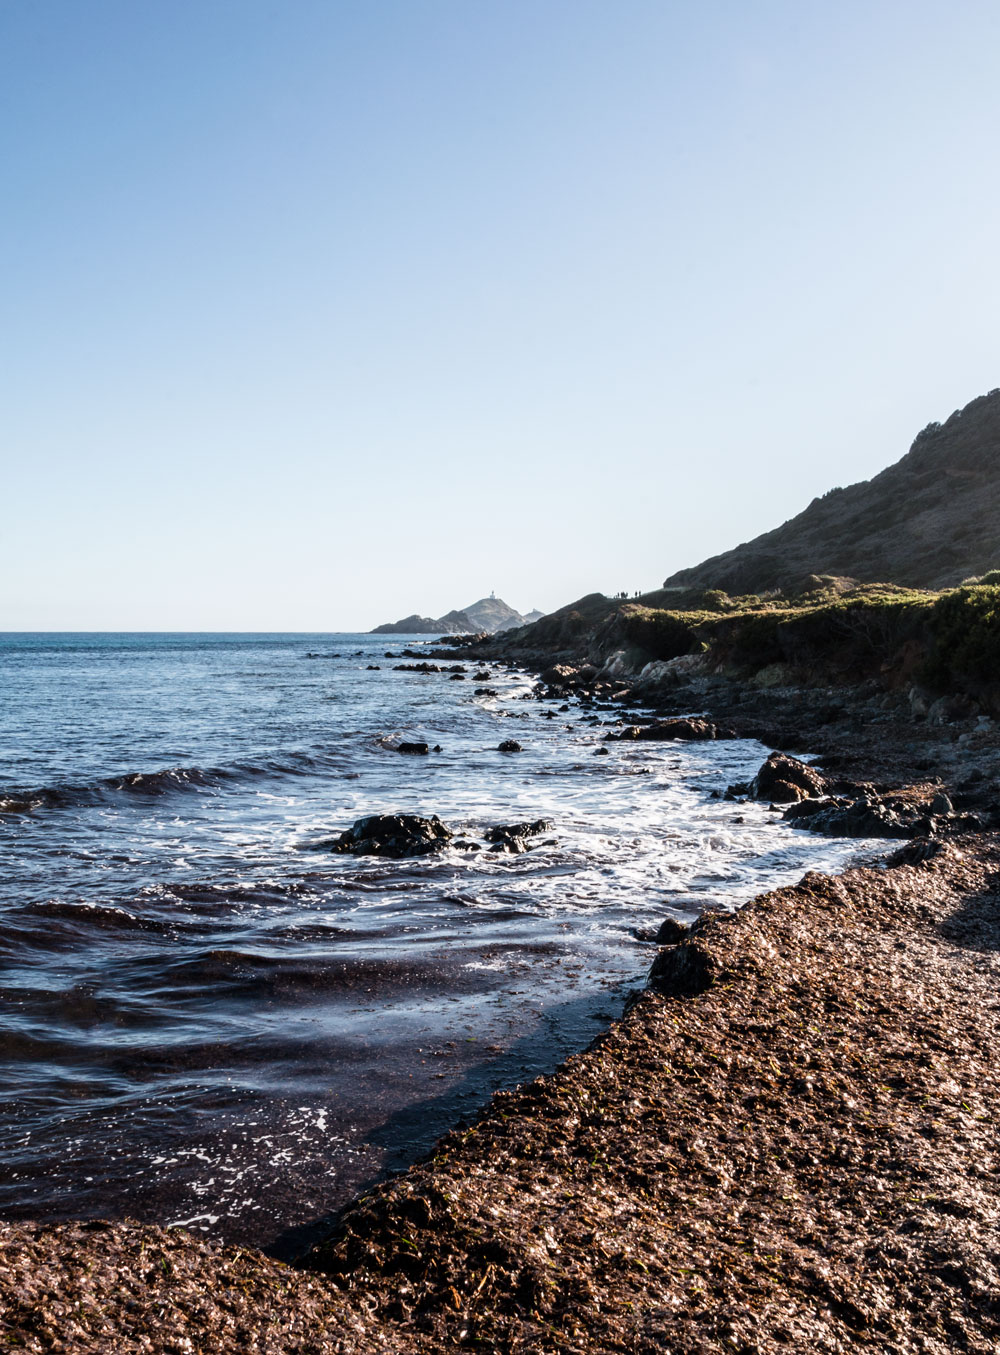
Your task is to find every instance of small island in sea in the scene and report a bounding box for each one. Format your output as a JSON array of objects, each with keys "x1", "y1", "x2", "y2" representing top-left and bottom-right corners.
[{"x1": 370, "y1": 594, "x2": 545, "y2": 635}]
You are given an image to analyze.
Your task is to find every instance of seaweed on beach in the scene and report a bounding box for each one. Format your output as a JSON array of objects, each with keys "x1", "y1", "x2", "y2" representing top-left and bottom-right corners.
[{"x1": 4, "y1": 837, "x2": 1000, "y2": 1353}]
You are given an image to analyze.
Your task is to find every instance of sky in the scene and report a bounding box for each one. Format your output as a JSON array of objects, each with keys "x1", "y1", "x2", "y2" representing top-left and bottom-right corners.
[{"x1": 3, "y1": 0, "x2": 1000, "y2": 631}]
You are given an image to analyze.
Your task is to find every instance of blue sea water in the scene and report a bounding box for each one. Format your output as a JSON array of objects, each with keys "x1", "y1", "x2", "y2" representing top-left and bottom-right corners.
[{"x1": 0, "y1": 632, "x2": 875, "y2": 1254}]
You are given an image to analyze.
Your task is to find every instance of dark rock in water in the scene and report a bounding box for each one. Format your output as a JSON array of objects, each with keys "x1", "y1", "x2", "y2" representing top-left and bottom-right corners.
[
  {"x1": 473, "y1": 671, "x2": 491, "y2": 680},
  {"x1": 366, "y1": 665, "x2": 381, "y2": 670},
  {"x1": 393, "y1": 662, "x2": 441, "y2": 674},
  {"x1": 613, "y1": 718, "x2": 724, "y2": 743},
  {"x1": 397, "y1": 742, "x2": 429, "y2": 755},
  {"x1": 328, "y1": 814, "x2": 453, "y2": 858},
  {"x1": 452, "y1": 838, "x2": 482, "y2": 852},
  {"x1": 595, "y1": 746, "x2": 610, "y2": 755},
  {"x1": 497, "y1": 740, "x2": 523, "y2": 753},
  {"x1": 747, "y1": 752, "x2": 827, "y2": 803},
  {"x1": 432, "y1": 744, "x2": 442, "y2": 753},
  {"x1": 474, "y1": 687, "x2": 499, "y2": 697},
  {"x1": 484, "y1": 819, "x2": 552, "y2": 844},
  {"x1": 655, "y1": 917, "x2": 691, "y2": 945},
  {"x1": 489, "y1": 837, "x2": 527, "y2": 854},
  {"x1": 783, "y1": 794, "x2": 912, "y2": 838},
  {"x1": 449, "y1": 674, "x2": 466, "y2": 681},
  {"x1": 541, "y1": 664, "x2": 581, "y2": 688}
]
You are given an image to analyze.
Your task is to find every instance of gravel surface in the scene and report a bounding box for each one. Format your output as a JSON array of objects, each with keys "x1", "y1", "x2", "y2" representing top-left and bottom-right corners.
[{"x1": 4, "y1": 834, "x2": 1000, "y2": 1352}]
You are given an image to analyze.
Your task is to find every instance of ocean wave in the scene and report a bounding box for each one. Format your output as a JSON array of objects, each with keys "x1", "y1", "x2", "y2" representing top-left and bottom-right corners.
[{"x1": 0, "y1": 750, "x2": 338, "y2": 818}]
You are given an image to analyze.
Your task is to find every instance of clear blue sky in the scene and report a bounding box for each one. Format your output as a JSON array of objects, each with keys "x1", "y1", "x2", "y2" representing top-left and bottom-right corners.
[{"x1": 4, "y1": 0, "x2": 999, "y2": 630}]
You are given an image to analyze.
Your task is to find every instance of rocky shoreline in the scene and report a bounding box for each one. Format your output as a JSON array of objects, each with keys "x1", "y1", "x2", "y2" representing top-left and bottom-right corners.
[{"x1": 4, "y1": 663, "x2": 1000, "y2": 1352}]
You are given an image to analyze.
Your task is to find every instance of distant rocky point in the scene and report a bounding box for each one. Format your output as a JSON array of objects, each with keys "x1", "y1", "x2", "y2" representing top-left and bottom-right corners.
[
  {"x1": 371, "y1": 596, "x2": 544, "y2": 635},
  {"x1": 664, "y1": 388, "x2": 1000, "y2": 594}
]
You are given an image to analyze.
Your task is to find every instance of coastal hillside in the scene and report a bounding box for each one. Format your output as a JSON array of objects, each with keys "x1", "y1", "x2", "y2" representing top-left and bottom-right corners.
[
  {"x1": 371, "y1": 596, "x2": 543, "y2": 635},
  {"x1": 664, "y1": 388, "x2": 1000, "y2": 594}
]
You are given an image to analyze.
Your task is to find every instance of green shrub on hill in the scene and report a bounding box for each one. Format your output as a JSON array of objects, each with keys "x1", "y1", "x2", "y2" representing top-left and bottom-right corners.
[
  {"x1": 620, "y1": 608, "x2": 701, "y2": 661},
  {"x1": 624, "y1": 587, "x2": 934, "y2": 680},
  {"x1": 620, "y1": 583, "x2": 999, "y2": 699},
  {"x1": 923, "y1": 585, "x2": 1000, "y2": 688}
]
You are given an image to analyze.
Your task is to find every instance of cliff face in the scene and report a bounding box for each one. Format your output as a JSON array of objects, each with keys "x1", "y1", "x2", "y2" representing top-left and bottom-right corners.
[{"x1": 664, "y1": 389, "x2": 1000, "y2": 594}]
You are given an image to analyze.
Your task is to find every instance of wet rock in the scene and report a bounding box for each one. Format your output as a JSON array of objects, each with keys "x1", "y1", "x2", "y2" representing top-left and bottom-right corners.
[
  {"x1": 474, "y1": 687, "x2": 499, "y2": 697},
  {"x1": 747, "y1": 752, "x2": 827, "y2": 803},
  {"x1": 449, "y1": 674, "x2": 466, "y2": 681},
  {"x1": 328, "y1": 813, "x2": 453, "y2": 858},
  {"x1": 394, "y1": 662, "x2": 441, "y2": 674},
  {"x1": 612, "y1": 718, "x2": 724, "y2": 743},
  {"x1": 931, "y1": 792, "x2": 954, "y2": 816},
  {"x1": 595, "y1": 746, "x2": 610, "y2": 755},
  {"x1": 655, "y1": 917, "x2": 691, "y2": 945},
  {"x1": 497, "y1": 740, "x2": 523, "y2": 753},
  {"x1": 783, "y1": 794, "x2": 913, "y2": 838},
  {"x1": 473, "y1": 671, "x2": 492, "y2": 680},
  {"x1": 397, "y1": 742, "x2": 429, "y2": 755},
  {"x1": 489, "y1": 837, "x2": 527, "y2": 854},
  {"x1": 484, "y1": 819, "x2": 552, "y2": 846}
]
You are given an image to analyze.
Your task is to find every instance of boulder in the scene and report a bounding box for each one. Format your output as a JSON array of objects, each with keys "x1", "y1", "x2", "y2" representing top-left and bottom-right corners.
[
  {"x1": 328, "y1": 814, "x2": 453, "y2": 858},
  {"x1": 541, "y1": 664, "x2": 581, "y2": 688},
  {"x1": 748, "y1": 752, "x2": 827, "y2": 803},
  {"x1": 497, "y1": 740, "x2": 523, "y2": 753},
  {"x1": 397, "y1": 742, "x2": 429, "y2": 755}
]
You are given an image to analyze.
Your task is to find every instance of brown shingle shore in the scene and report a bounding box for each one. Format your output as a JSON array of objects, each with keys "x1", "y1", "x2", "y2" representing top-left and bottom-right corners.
[{"x1": 4, "y1": 837, "x2": 1000, "y2": 1353}]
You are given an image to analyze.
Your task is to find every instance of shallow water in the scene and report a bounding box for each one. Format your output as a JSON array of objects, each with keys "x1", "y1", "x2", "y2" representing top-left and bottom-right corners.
[{"x1": 0, "y1": 633, "x2": 877, "y2": 1254}]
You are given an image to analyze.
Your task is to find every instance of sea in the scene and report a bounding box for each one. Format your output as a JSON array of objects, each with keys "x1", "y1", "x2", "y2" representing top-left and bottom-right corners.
[{"x1": 0, "y1": 633, "x2": 877, "y2": 1257}]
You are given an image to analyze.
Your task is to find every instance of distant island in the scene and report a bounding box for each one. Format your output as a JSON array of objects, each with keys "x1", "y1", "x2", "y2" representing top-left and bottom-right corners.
[{"x1": 371, "y1": 594, "x2": 545, "y2": 635}]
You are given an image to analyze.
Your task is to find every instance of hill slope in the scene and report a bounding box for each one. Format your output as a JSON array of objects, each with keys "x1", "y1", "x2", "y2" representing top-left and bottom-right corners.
[{"x1": 664, "y1": 389, "x2": 1000, "y2": 594}]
